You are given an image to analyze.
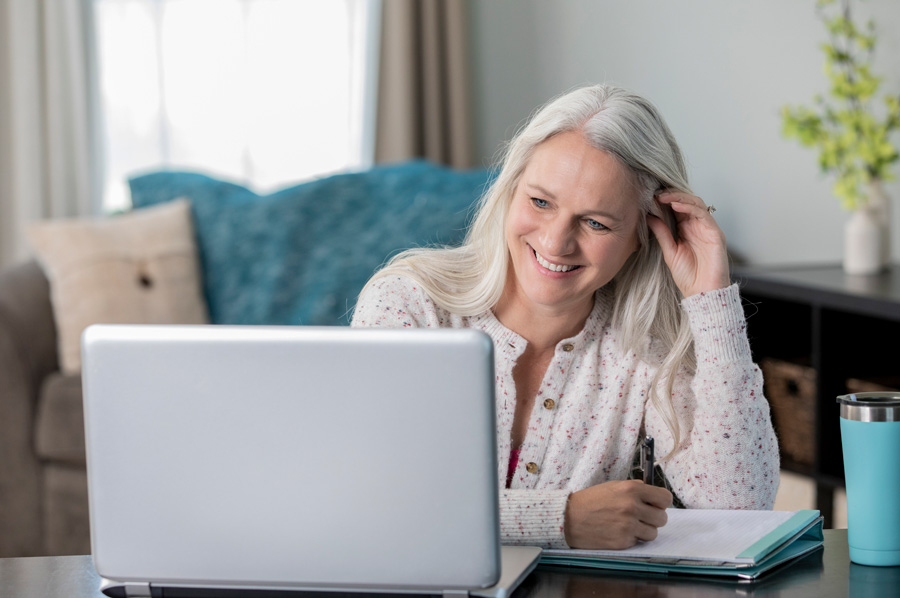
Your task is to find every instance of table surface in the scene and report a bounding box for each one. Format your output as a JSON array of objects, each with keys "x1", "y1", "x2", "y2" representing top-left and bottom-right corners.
[
  {"x1": 732, "y1": 263, "x2": 900, "y2": 321},
  {"x1": 2, "y1": 530, "x2": 898, "y2": 598}
]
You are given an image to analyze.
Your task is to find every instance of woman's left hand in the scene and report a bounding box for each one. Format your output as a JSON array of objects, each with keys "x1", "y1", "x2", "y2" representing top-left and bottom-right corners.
[{"x1": 646, "y1": 190, "x2": 730, "y2": 298}]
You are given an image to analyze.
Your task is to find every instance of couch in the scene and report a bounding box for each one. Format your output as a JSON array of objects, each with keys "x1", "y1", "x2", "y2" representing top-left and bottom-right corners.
[{"x1": 0, "y1": 161, "x2": 491, "y2": 556}]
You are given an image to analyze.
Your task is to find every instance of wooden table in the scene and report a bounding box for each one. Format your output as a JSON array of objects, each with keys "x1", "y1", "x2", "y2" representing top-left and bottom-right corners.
[{"x1": 2, "y1": 531, "x2": 897, "y2": 598}]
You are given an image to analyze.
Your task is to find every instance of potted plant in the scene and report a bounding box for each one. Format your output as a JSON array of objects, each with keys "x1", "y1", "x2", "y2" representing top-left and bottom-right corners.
[{"x1": 782, "y1": 0, "x2": 900, "y2": 274}]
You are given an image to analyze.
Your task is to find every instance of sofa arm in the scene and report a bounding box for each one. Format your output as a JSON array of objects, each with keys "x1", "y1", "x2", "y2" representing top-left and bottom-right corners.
[{"x1": 0, "y1": 260, "x2": 59, "y2": 556}]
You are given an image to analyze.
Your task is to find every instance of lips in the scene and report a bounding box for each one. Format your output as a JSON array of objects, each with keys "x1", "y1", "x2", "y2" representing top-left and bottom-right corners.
[{"x1": 532, "y1": 247, "x2": 580, "y2": 273}]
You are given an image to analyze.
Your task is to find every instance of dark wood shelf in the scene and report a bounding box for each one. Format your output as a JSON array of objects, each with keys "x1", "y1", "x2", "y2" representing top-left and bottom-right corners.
[
  {"x1": 732, "y1": 263, "x2": 900, "y2": 527},
  {"x1": 733, "y1": 263, "x2": 900, "y2": 321}
]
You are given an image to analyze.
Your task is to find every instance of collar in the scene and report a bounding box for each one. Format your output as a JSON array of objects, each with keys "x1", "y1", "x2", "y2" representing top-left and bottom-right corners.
[{"x1": 472, "y1": 284, "x2": 615, "y2": 355}]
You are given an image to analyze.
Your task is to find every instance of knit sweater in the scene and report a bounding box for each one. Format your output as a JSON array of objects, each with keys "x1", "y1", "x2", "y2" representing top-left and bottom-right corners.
[{"x1": 351, "y1": 275, "x2": 780, "y2": 548}]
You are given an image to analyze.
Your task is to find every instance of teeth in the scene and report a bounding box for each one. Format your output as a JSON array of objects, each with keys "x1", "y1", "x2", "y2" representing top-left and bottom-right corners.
[{"x1": 534, "y1": 249, "x2": 577, "y2": 272}]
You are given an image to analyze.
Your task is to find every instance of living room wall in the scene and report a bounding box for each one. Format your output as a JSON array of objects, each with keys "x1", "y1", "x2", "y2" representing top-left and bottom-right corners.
[{"x1": 466, "y1": 0, "x2": 900, "y2": 266}]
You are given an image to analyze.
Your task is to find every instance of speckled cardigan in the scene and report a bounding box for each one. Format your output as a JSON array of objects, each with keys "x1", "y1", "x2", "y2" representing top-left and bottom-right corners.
[{"x1": 351, "y1": 275, "x2": 780, "y2": 548}]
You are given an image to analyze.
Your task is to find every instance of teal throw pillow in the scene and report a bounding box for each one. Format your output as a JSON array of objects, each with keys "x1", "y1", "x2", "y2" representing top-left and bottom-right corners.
[{"x1": 128, "y1": 161, "x2": 491, "y2": 326}]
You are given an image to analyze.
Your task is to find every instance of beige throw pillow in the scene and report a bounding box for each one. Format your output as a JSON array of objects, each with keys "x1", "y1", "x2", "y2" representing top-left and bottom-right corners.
[{"x1": 28, "y1": 199, "x2": 209, "y2": 374}]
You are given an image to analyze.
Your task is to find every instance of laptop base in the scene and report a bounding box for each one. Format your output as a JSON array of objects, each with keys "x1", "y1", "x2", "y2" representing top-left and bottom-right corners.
[{"x1": 100, "y1": 547, "x2": 542, "y2": 598}]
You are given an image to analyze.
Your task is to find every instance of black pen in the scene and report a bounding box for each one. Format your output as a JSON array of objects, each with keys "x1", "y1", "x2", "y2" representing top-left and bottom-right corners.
[{"x1": 641, "y1": 436, "x2": 655, "y2": 485}]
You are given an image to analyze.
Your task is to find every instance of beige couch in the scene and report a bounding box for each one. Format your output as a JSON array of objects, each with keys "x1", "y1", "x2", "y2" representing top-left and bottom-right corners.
[{"x1": 0, "y1": 260, "x2": 90, "y2": 556}]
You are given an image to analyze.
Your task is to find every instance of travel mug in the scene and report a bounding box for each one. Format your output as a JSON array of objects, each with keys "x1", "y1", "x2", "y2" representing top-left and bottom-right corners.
[{"x1": 837, "y1": 392, "x2": 900, "y2": 566}]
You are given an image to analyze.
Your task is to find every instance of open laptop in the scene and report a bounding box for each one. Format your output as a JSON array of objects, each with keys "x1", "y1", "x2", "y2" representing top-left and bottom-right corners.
[{"x1": 81, "y1": 325, "x2": 541, "y2": 598}]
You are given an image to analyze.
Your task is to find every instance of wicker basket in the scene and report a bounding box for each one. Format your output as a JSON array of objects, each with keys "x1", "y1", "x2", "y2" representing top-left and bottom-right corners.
[
  {"x1": 846, "y1": 377, "x2": 900, "y2": 394},
  {"x1": 760, "y1": 358, "x2": 816, "y2": 467}
]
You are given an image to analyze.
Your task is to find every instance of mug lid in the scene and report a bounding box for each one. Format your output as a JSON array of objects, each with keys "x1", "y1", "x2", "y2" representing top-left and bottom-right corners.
[
  {"x1": 836, "y1": 392, "x2": 900, "y2": 406},
  {"x1": 837, "y1": 392, "x2": 900, "y2": 422}
]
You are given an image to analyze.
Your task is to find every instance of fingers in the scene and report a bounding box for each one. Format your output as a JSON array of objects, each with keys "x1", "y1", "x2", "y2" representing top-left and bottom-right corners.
[
  {"x1": 639, "y1": 483, "x2": 674, "y2": 510},
  {"x1": 635, "y1": 521, "x2": 663, "y2": 543},
  {"x1": 634, "y1": 483, "x2": 670, "y2": 529},
  {"x1": 656, "y1": 190, "x2": 720, "y2": 226},
  {"x1": 648, "y1": 190, "x2": 730, "y2": 297},
  {"x1": 638, "y1": 500, "x2": 668, "y2": 525},
  {"x1": 648, "y1": 190, "x2": 720, "y2": 252},
  {"x1": 655, "y1": 190, "x2": 711, "y2": 214},
  {"x1": 564, "y1": 481, "x2": 672, "y2": 549},
  {"x1": 629, "y1": 490, "x2": 669, "y2": 544}
]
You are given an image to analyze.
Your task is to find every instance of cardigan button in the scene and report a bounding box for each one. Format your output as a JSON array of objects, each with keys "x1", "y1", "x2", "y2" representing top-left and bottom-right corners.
[
  {"x1": 562, "y1": 343, "x2": 574, "y2": 352},
  {"x1": 525, "y1": 462, "x2": 539, "y2": 474},
  {"x1": 543, "y1": 398, "x2": 555, "y2": 410}
]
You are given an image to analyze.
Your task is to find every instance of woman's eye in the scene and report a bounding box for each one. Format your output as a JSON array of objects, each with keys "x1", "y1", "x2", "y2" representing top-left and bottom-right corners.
[
  {"x1": 586, "y1": 219, "x2": 607, "y2": 231},
  {"x1": 531, "y1": 198, "x2": 549, "y2": 208}
]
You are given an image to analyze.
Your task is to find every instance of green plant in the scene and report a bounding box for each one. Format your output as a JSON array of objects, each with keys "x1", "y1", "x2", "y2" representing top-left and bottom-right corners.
[{"x1": 781, "y1": 0, "x2": 900, "y2": 210}]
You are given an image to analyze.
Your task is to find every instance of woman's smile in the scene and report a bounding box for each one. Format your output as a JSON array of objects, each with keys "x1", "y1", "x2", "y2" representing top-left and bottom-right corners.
[{"x1": 531, "y1": 245, "x2": 581, "y2": 274}]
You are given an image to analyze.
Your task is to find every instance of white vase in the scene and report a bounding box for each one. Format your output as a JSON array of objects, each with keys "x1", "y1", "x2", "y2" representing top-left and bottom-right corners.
[
  {"x1": 867, "y1": 179, "x2": 892, "y2": 266},
  {"x1": 844, "y1": 205, "x2": 883, "y2": 275}
]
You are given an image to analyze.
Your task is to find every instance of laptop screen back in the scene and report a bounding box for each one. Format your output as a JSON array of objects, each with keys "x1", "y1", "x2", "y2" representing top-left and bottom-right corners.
[{"x1": 82, "y1": 325, "x2": 500, "y2": 592}]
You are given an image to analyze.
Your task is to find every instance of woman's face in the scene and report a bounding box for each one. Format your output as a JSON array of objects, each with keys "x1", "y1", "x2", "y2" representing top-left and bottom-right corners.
[{"x1": 504, "y1": 130, "x2": 642, "y2": 318}]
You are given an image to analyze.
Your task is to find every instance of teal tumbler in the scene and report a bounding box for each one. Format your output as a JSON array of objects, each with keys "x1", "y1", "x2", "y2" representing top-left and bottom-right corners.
[{"x1": 837, "y1": 392, "x2": 900, "y2": 567}]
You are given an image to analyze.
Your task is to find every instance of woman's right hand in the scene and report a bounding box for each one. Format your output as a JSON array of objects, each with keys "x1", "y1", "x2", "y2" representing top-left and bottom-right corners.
[{"x1": 563, "y1": 480, "x2": 673, "y2": 549}]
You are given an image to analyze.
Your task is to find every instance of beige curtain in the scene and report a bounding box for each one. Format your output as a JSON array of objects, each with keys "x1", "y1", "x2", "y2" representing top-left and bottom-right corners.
[
  {"x1": 0, "y1": 0, "x2": 101, "y2": 269},
  {"x1": 375, "y1": 0, "x2": 474, "y2": 169}
]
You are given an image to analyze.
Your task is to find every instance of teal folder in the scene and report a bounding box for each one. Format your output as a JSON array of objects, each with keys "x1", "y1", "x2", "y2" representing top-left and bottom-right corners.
[{"x1": 540, "y1": 509, "x2": 824, "y2": 580}]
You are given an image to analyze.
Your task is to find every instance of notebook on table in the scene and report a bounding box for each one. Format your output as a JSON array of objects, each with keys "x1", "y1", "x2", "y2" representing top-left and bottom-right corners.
[
  {"x1": 81, "y1": 324, "x2": 541, "y2": 598},
  {"x1": 541, "y1": 508, "x2": 824, "y2": 580}
]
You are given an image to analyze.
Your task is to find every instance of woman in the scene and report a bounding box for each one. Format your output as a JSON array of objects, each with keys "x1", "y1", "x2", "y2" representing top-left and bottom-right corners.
[{"x1": 351, "y1": 85, "x2": 779, "y2": 550}]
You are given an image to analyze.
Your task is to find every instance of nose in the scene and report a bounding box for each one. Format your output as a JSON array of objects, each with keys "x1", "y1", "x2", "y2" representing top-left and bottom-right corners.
[{"x1": 539, "y1": 216, "x2": 576, "y2": 257}]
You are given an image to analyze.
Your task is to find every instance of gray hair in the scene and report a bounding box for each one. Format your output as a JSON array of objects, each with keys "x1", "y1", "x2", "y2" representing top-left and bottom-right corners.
[{"x1": 362, "y1": 84, "x2": 697, "y2": 456}]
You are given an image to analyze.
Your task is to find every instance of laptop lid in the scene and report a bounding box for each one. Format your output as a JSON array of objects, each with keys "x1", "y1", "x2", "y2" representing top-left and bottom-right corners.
[{"x1": 82, "y1": 325, "x2": 511, "y2": 594}]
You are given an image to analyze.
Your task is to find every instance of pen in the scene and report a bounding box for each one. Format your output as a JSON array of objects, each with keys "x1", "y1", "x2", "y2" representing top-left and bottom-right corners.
[{"x1": 641, "y1": 436, "x2": 655, "y2": 485}]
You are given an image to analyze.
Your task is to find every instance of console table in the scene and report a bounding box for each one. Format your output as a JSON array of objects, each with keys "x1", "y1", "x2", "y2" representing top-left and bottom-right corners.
[
  {"x1": 732, "y1": 263, "x2": 900, "y2": 527},
  {"x1": 1, "y1": 531, "x2": 895, "y2": 598}
]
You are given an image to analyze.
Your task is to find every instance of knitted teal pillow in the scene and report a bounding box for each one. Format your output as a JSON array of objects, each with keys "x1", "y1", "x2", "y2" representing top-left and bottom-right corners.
[{"x1": 128, "y1": 161, "x2": 491, "y2": 325}]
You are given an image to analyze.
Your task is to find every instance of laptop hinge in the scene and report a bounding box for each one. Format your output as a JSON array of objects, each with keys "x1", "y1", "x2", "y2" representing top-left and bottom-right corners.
[
  {"x1": 442, "y1": 591, "x2": 469, "y2": 598},
  {"x1": 123, "y1": 583, "x2": 152, "y2": 597}
]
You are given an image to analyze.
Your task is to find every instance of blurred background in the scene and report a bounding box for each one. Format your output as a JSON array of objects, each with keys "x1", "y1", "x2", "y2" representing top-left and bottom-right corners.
[
  {"x1": 469, "y1": 0, "x2": 900, "y2": 267},
  {"x1": 2, "y1": 0, "x2": 900, "y2": 269}
]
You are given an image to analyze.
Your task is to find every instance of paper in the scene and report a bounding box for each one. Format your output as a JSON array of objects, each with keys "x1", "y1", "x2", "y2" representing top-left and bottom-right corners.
[{"x1": 544, "y1": 509, "x2": 800, "y2": 564}]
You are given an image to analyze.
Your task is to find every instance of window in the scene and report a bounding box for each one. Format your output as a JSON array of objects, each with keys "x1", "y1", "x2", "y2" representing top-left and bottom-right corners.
[{"x1": 93, "y1": 0, "x2": 379, "y2": 212}]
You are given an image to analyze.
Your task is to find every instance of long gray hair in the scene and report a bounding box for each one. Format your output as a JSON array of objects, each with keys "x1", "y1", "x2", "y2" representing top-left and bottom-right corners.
[{"x1": 361, "y1": 84, "x2": 696, "y2": 456}]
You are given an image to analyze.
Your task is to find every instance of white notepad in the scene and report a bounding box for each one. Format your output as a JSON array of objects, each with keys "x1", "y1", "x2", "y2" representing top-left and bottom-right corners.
[{"x1": 543, "y1": 509, "x2": 822, "y2": 567}]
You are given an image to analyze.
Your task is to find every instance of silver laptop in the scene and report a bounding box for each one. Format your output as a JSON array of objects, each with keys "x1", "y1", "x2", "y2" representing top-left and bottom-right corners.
[{"x1": 82, "y1": 325, "x2": 540, "y2": 598}]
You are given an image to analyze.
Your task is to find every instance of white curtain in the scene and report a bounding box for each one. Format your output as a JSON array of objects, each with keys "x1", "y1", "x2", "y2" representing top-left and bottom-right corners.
[
  {"x1": 92, "y1": 0, "x2": 380, "y2": 212},
  {"x1": 0, "y1": 0, "x2": 102, "y2": 269}
]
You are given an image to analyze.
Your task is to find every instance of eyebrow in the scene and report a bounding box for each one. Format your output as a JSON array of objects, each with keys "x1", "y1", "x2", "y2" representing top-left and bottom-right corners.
[
  {"x1": 524, "y1": 182, "x2": 625, "y2": 222},
  {"x1": 526, "y1": 183, "x2": 557, "y2": 200}
]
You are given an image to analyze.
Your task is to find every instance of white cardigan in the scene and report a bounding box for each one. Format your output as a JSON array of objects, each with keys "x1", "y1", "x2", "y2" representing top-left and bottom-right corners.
[{"x1": 351, "y1": 276, "x2": 780, "y2": 548}]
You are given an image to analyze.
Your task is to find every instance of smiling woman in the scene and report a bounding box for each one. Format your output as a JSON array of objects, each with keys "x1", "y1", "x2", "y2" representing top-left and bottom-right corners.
[
  {"x1": 351, "y1": 84, "x2": 778, "y2": 551},
  {"x1": 500, "y1": 132, "x2": 642, "y2": 328},
  {"x1": 92, "y1": 0, "x2": 379, "y2": 212}
]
